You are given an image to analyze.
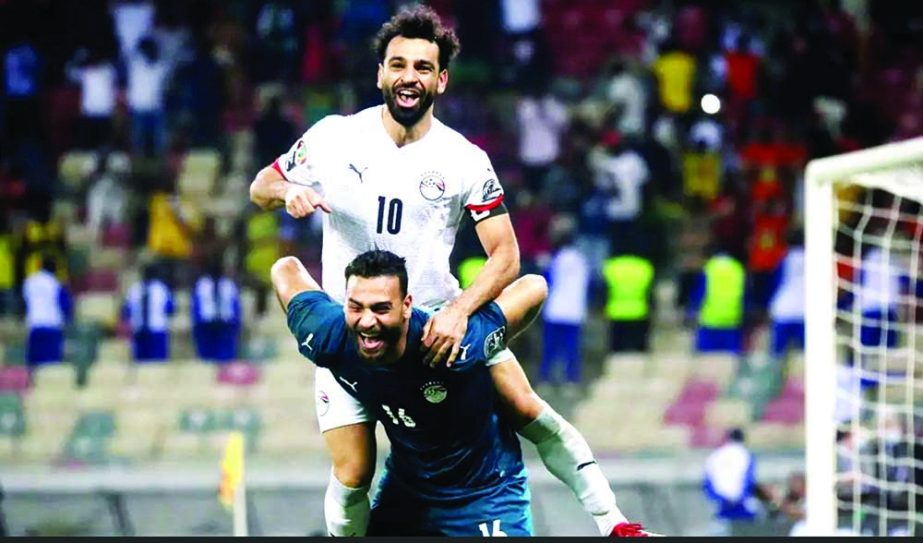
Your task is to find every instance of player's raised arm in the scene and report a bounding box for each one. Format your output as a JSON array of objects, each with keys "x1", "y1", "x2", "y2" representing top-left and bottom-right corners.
[{"x1": 270, "y1": 256, "x2": 322, "y2": 312}]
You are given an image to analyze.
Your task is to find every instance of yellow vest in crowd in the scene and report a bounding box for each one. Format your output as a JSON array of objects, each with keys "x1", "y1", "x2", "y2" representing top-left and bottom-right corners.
[
  {"x1": 458, "y1": 256, "x2": 487, "y2": 289},
  {"x1": 148, "y1": 192, "x2": 200, "y2": 259},
  {"x1": 245, "y1": 211, "x2": 280, "y2": 285},
  {"x1": 0, "y1": 234, "x2": 14, "y2": 289},
  {"x1": 603, "y1": 255, "x2": 654, "y2": 321},
  {"x1": 23, "y1": 220, "x2": 68, "y2": 282},
  {"x1": 699, "y1": 255, "x2": 745, "y2": 329}
]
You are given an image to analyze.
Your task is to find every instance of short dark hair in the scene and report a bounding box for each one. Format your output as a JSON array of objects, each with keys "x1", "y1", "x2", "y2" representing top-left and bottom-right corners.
[
  {"x1": 373, "y1": 5, "x2": 460, "y2": 71},
  {"x1": 345, "y1": 250, "x2": 408, "y2": 297}
]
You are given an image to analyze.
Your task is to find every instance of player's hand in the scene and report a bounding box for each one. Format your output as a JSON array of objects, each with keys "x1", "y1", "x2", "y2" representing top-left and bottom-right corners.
[
  {"x1": 420, "y1": 305, "x2": 468, "y2": 368},
  {"x1": 284, "y1": 184, "x2": 331, "y2": 218}
]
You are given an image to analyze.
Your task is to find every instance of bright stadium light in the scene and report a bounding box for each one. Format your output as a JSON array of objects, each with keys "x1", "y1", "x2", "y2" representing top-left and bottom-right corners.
[{"x1": 701, "y1": 94, "x2": 721, "y2": 115}]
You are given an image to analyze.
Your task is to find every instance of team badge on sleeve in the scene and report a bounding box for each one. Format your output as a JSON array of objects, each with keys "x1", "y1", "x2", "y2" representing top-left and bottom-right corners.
[
  {"x1": 484, "y1": 326, "x2": 506, "y2": 359},
  {"x1": 419, "y1": 171, "x2": 446, "y2": 201},
  {"x1": 481, "y1": 179, "x2": 502, "y2": 202},
  {"x1": 286, "y1": 139, "x2": 308, "y2": 171}
]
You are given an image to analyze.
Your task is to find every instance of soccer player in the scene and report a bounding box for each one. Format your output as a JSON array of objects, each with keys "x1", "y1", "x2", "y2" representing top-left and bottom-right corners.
[
  {"x1": 249, "y1": 5, "x2": 653, "y2": 537},
  {"x1": 272, "y1": 250, "x2": 544, "y2": 535}
]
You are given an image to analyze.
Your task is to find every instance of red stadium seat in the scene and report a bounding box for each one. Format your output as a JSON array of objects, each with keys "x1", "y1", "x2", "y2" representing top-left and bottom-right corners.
[
  {"x1": 0, "y1": 366, "x2": 31, "y2": 393},
  {"x1": 217, "y1": 362, "x2": 261, "y2": 387}
]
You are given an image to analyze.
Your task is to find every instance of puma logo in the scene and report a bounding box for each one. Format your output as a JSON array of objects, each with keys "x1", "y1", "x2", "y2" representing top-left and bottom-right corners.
[{"x1": 348, "y1": 163, "x2": 368, "y2": 183}]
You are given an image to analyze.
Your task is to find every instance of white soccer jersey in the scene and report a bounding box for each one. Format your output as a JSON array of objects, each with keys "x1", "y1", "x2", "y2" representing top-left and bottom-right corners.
[{"x1": 274, "y1": 106, "x2": 505, "y2": 308}]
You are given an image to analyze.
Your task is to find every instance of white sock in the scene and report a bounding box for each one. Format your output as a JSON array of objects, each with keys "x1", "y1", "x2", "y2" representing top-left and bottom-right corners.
[
  {"x1": 518, "y1": 400, "x2": 628, "y2": 536},
  {"x1": 323, "y1": 470, "x2": 370, "y2": 536}
]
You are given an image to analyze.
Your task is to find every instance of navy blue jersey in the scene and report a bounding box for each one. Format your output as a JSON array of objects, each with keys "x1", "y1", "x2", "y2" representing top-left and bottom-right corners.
[{"x1": 286, "y1": 291, "x2": 526, "y2": 504}]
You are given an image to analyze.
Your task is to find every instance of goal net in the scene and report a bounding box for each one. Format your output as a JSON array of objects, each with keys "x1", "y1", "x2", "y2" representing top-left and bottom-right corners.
[{"x1": 805, "y1": 137, "x2": 923, "y2": 536}]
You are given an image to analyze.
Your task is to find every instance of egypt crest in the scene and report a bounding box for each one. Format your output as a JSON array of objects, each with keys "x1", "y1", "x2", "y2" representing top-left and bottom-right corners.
[
  {"x1": 419, "y1": 171, "x2": 446, "y2": 201},
  {"x1": 421, "y1": 381, "x2": 448, "y2": 404}
]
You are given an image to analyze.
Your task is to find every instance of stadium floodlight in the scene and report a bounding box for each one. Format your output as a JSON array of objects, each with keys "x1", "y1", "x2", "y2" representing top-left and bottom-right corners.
[{"x1": 805, "y1": 136, "x2": 923, "y2": 536}]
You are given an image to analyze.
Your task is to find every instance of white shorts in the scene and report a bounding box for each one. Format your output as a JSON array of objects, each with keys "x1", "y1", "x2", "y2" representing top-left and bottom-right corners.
[{"x1": 314, "y1": 347, "x2": 517, "y2": 432}]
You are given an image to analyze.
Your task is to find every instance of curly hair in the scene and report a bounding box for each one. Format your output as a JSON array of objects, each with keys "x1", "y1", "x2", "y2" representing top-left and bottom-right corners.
[{"x1": 372, "y1": 4, "x2": 460, "y2": 71}]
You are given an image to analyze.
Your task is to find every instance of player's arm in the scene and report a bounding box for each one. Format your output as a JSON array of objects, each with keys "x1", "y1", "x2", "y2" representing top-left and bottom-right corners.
[
  {"x1": 451, "y1": 274, "x2": 546, "y2": 372},
  {"x1": 270, "y1": 256, "x2": 322, "y2": 312},
  {"x1": 250, "y1": 164, "x2": 331, "y2": 218},
  {"x1": 271, "y1": 256, "x2": 347, "y2": 364},
  {"x1": 422, "y1": 211, "x2": 520, "y2": 366},
  {"x1": 493, "y1": 273, "x2": 547, "y2": 341}
]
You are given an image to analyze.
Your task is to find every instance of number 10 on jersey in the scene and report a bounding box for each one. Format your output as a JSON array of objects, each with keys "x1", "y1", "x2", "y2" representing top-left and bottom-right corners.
[{"x1": 376, "y1": 196, "x2": 403, "y2": 234}]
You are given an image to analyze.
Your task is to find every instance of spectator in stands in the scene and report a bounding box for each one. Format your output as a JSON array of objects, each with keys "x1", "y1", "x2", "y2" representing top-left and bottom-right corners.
[
  {"x1": 539, "y1": 216, "x2": 589, "y2": 391},
  {"x1": 766, "y1": 229, "x2": 806, "y2": 365},
  {"x1": 123, "y1": 263, "x2": 174, "y2": 362},
  {"x1": 689, "y1": 245, "x2": 747, "y2": 354},
  {"x1": 516, "y1": 85, "x2": 569, "y2": 193},
  {"x1": 777, "y1": 471, "x2": 806, "y2": 536},
  {"x1": 254, "y1": 1, "x2": 299, "y2": 83},
  {"x1": 127, "y1": 35, "x2": 170, "y2": 156},
  {"x1": 192, "y1": 261, "x2": 242, "y2": 363},
  {"x1": 703, "y1": 428, "x2": 775, "y2": 536},
  {"x1": 110, "y1": 0, "x2": 155, "y2": 60},
  {"x1": 748, "y1": 195, "x2": 790, "y2": 315},
  {"x1": 651, "y1": 39, "x2": 696, "y2": 115},
  {"x1": 243, "y1": 208, "x2": 281, "y2": 317},
  {"x1": 23, "y1": 256, "x2": 72, "y2": 368},
  {"x1": 681, "y1": 137, "x2": 722, "y2": 203},
  {"x1": 0, "y1": 212, "x2": 15, "y2": 316},
  {"x1": 590, "y1": 130, "x2": 650, "y2": 245},
  {"x1": 147, "y1": 179, "x2": 201, "y2": 288},
  {"x1": 66, "y1": 48, "x2": 117, "y2": 150},
  {"x1": 602, "y1": 240, "x2": 655, "y2": 353},
  {"x1": 3, "y1": 40, "x2": 42, "y2": 150},
  {"x1": 605, "y1": 58, "x2": 648, "y2": 139},
  {"x1": 85, "y1": 152, "x2": 129, "y2": 243}
]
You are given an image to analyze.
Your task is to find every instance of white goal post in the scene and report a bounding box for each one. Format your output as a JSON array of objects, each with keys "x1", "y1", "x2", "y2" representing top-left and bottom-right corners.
[{"x1": 805, "y1": 136, "x2": 923, "y2": 536}]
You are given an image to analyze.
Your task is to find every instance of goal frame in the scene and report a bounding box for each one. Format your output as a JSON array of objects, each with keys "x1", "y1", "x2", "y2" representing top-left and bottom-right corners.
[{"x1": 804, "y1": 136, "x2": 923, "y2": 535}]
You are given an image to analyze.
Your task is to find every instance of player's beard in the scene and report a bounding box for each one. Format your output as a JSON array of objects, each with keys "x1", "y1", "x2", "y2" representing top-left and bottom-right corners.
[{"x1": 383, "y1": 84, "x2": 436, "y2": 128}]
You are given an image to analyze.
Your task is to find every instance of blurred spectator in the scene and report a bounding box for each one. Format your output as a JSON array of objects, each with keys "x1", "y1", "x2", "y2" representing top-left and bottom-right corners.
[
  {"x1": 3, "y1": 40, "x2": 42, "y2": 149},
  {"x1": 681, "y1": 138, "x2": 722, "y2": 203},
  {"x1": 147, "y1": 181, "x2": 202, "y2": 288},
  {"x1": 651, "y1": 40, "x2": 696, "y2": 115},
  {"x1": 516, "y1": 86, "x2": 569, "y2": 193},
  {"x1": 192, "y1": 262, "x2": 241, "y2": 363},
  {"x1": 539, "y1": 217, "x2": 589, "y2": 389},
  {"x1": 510, "y1": 190, "x2": 553, "y2": 273},
  {"x1": 721, "y1": 34, "x2": 762, "y2": 128},
  {"x1": 776, "y1": 471, "x2": 806, "y2": 536},
  {"x1": 85, "y1": 153, "x2": 130, "y2": 242},
  {"x1": 703, "y1": 428, "x2": 775, "y2": 536},
  {"x1": 66, "y1": 49, "x2": 117, "y2": 150},
  {"x1": 689, "y1": 246, "x2": 746, "y2": 354},
  {"x1": 589, "y1": 131, "x2": 650, "y2": 245},
  {"x1": 23, "y1": 257, "x2": 72, "y2": 368},
  {"x1": 127, "y1": 36, "x2": 170, "y2": 156},
  {"x1": 602, "y1": 243, "x2": 655, "y2": 353},
  {"x1": 243, "y1": 208, "x2": 281, "y2": 317},
  {"x1": 766, "y1": 230, "x2": 805, "y2": 363},
  {"x1": 674, "y1": 204, "x2": 710, "y2": 311},
  {"x1": 0, "y1": 213, "x2": 15, "y2": 315},
  {"x1": 123, "y1": 263, "x2": 174, "y2": 362},
  {"x1": 21, "y1": 211, "x2": 68, "y2": 284},
  {"x1": 605, "y1": 58, "x2": 648, "y2": 139},
  {"x1": 254, "y1": 95, "x2": 298, "y2": 171},
  {"x1": 110, "y1": 0, "x2": 156, "y2": 59},
  {"x1": 748, "y1": 196, "x2": 789, "y2": 314}
]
